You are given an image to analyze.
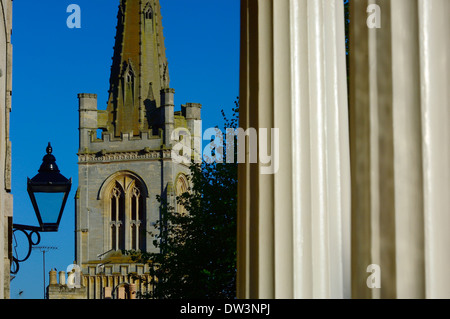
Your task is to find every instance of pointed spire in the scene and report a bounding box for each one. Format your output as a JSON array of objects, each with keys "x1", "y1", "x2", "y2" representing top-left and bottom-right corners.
[{"x1": 106, "y1": 0, "x2": 170, "y2": 137}]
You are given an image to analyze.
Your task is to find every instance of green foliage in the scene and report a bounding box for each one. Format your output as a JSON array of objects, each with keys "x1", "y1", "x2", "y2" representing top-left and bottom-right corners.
[{"x1": 125, "y1": 100, "x2": 239, "y2": 299}]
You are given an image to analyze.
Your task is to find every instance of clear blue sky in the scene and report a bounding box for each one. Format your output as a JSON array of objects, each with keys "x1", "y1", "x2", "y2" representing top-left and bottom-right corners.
[{"x1": 10, "y1": 0, "x2": 240, "y2": 299}]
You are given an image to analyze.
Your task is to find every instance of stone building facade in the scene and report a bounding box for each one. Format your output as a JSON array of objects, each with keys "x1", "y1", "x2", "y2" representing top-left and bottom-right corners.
[
  {"x1": 48, "y1": 0, "x2": 201, "y2": 299},
  {"x1": 0, "y1": 0, "x2": 13, "y2": 299}
]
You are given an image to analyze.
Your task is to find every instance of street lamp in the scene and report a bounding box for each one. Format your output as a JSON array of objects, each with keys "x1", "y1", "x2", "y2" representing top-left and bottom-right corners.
[
  {"x1": 27, "y1": 142, "x2": 72, "y2": 232},
  {"x1": 11, "y1": 143, "x2": 71, "y2": 274}
]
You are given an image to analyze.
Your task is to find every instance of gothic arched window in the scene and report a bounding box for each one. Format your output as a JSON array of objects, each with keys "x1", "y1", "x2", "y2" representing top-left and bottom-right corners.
[
  {"x1": 110, "y1": 183, "x2": 125, "y2": 251},
  {"x1": 175, "y1": 174, "x2": 188, "y2": 214},
  {"x1": 122, "y1": 62, "x2": 136, "y2": 107},
  {"x1": 130, "y1": 186, "x2": 145, "y2": 251},
  {"x1": 103, "y1": 173, "x2": 147, "y2": 252},
  {"x1": 144, "y1": 3, "x2": 153, "y2": 20},
  {"x1": 125, "y1": 64, "x2": 135, "y2": 89}
]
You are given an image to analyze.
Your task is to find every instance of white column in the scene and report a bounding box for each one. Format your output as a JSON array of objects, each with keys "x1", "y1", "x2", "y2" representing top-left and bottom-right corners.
[
  {"x1": 238, "y1": 0, "x2": 351, "y2": 299},
  {"x1": 350, "y1": 0, "x2": 450, "y2": 299},
  {"x1": 391, "y1": 0, "x2": 425, "y2": 299},
  {"x1": 418, "y1": 0, "x2": 450, "y2": 299}
]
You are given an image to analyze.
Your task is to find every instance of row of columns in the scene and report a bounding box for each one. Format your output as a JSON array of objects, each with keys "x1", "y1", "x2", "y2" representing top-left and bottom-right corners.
[{"x1": 238, "y1": 0, "x2": 450, "y2": 299}]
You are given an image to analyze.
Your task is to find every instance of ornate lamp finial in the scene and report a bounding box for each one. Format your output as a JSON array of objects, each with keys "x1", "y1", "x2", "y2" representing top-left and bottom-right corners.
[{"x1": 46, "y1": 142, "x2": 53, "y2": 155}]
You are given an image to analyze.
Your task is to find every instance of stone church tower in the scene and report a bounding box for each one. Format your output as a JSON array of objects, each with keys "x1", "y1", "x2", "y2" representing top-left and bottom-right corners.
[{"x1": 48, "y1": 0, "x2": 201, "y2": 299}]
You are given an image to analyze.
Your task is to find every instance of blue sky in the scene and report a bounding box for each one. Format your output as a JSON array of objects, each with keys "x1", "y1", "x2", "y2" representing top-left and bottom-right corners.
[{"x1": 10, "y1": 0, "x2": 240, "y2": 299}]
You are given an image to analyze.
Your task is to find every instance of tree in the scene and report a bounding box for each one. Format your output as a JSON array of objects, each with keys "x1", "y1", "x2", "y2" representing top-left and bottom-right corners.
[{"x1": 126, "y1": 100, "x2": 239, "y2": 299}]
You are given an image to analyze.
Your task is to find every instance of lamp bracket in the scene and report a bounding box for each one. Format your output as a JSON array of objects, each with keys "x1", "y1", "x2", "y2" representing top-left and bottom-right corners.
[{"x1": 10, "y1": 224, "x2": 42, "y2": 275}]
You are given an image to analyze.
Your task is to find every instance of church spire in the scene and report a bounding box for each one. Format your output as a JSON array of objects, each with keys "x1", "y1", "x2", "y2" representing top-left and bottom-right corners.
[{"x1": 106, "y1": 0, "x2": 170, "y2": 137}]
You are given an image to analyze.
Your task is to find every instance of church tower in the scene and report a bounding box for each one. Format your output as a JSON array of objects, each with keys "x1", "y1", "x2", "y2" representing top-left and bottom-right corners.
[{"x1": 48, "y1": 0, "x2": 202, "y2": 299}]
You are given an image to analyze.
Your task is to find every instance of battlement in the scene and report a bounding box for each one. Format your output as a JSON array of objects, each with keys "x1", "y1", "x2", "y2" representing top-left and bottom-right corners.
[
  {"x1": 78, "y1": 91, "x2": 202, "y2": 153},
  {"x1": 78, "y1": 93, "x2": 97, "y2": 99},
  {"x1": 82, "y1": 130, "x2": 163, "y2": 154},
  {"x1": 182, "y1": 103, "x2": 202, "y2": 120}
]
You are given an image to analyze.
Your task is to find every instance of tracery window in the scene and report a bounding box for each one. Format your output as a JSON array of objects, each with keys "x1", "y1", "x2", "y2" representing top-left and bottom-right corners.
[
  {"x1": 105, "y1": 173, "x2": 147, "y2": 252},
  {"x1": 144, "y1": 3, "x2": 153, "y2": 20},
  {"x1": 175, "y1": 174, "x2": 188, "y2": 214},
  {"x1": 125, "y1": 65, "x2": 135, "y2": 89},
  {"x1": 122, "y1": 62, "x2": 136, "y2": 107},
  {"x1": 110, "y1": 183, "x2": 125, "y2": 251},
  {"x1": 130, "y1": 186, "x2": 145, "y2": 250}
]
